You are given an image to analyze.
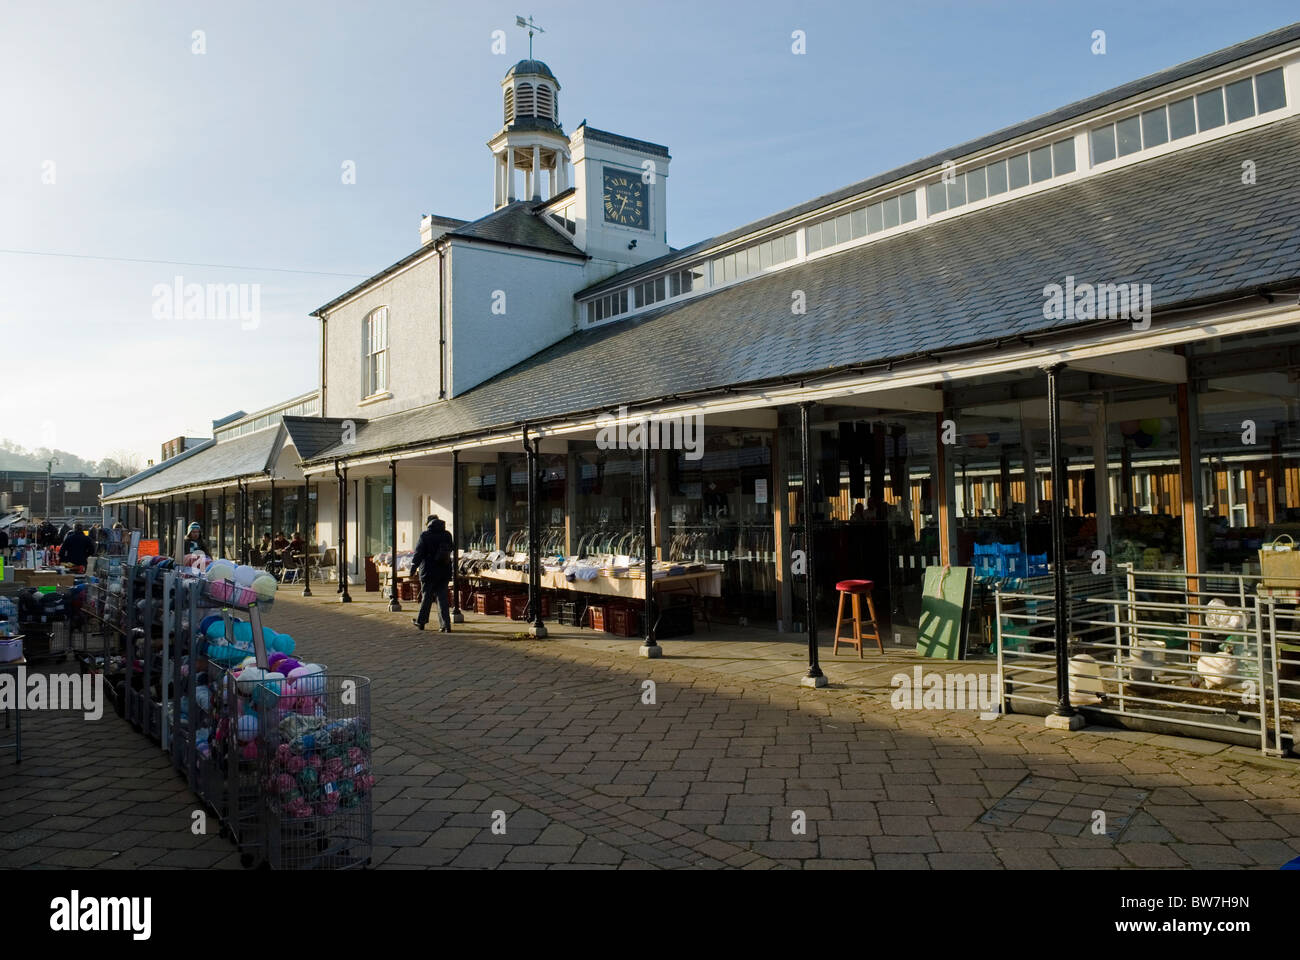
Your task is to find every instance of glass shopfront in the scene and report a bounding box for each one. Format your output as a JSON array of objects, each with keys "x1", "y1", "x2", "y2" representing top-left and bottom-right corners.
[
  {"x1": 363, "y1": 476, "x2": 392, "y2": 560},
  {"x1": 663, "y1": 428, "x2": 776, "y2": 622},
  {"x1": 224, "y1": 494, "x2": 237, "y2": 559},
  {"x1": 457, "y1": 461, "x2": 498, "y2": 552},
  {"x1": 502, "y1": 452, "x2": 566, "y2": 555},
  {"x1": 781, "y1": 408, "x2": 941, "y2": 638},
  {"x1": 1192, "y1": 329, "x2": 1300, "y2": 574}
]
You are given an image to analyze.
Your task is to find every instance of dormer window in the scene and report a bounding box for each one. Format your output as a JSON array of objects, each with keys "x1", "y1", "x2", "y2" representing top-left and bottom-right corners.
[{"x1": 363, "y1": 306, "x2": 389, "y2": 398}]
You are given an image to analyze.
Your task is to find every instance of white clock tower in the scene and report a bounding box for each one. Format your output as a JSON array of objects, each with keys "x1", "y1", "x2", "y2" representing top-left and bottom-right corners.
[
  {"x1": 489, "y1": 59, "x2": 571, "y2": 207},
  {"x1": 569, "y1": 122, "x2": 671, "y2": 269}
]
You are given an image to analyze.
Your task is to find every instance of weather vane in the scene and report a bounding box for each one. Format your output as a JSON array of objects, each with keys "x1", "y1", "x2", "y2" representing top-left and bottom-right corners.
[{"x1": 515, "y1": 15, "x2": 544, "y2": 60}]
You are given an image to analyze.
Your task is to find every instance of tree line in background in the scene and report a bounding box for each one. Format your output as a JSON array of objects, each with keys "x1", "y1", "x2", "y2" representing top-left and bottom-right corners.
[{"x1": 0, "y1": 438, "x2": 142, "y2": 479}]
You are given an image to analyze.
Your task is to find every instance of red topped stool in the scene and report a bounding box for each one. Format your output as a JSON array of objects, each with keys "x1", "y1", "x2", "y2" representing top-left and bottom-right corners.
[{"x1": 833, "y1": 579, "x2": 883, "y2": 657}]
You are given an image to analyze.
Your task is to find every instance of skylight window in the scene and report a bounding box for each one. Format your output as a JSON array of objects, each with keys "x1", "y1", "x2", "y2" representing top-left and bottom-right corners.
[
  {"x1": 927, "y1": 137, "x2": 1074, "y2": 215},
  {"x1": 1089, "y1": 67, "x2": 1287, "y2": 165},
  {"x1": 713, "y1": 232, "x2": 796, "y2": 282},
  {"x1": 805, "y1": 192, "x2": 917, "y2": 255}
]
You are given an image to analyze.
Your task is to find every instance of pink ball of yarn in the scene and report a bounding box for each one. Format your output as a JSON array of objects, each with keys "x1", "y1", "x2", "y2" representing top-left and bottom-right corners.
[
  {"x1": 348, "y1": 747, "x2": 364, "y2": 765},
  {"x1": 286, "y1": 755, "x2": 305, "y2": 775},
  {"x1": 317, "y1": 795, "x2": 339, "y2": 817},
  {"x1": 240, "y1": 741, "x2": 258, "y2": 761},
  {"x1": 276, "y1": 744, "x2": 291, "y2": 765},
  {"x1": 275, "y1": 773, "x2": 294, "y2": 794},
  {"x1": 323, "y1": 757, "x2": 344, "y2": 780},
  {"x1": 353, "y1": 774, "x2": 374, "y2": 794},
  {"x1": 307, "y1": 753, "x2": 323, "y2": 771}
]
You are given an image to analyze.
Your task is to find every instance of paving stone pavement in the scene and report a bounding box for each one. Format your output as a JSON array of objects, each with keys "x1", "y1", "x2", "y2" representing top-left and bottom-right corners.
[{"x1": 3, "y1": 591, "x2": 1299, "y2": 870}]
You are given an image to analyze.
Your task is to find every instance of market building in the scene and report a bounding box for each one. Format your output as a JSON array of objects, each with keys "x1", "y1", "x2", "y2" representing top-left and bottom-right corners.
[{"x1": 105, "y1": 24, "x2": 1300, "y2": 647}]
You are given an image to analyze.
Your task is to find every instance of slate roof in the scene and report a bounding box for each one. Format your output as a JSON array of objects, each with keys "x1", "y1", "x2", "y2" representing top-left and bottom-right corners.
[
  {"x1": 102, "y1": 440, "x2": 216, "y2": 498},
  {"x1": 446, "y1": 201, "x2": 585, "y2": 259},
  {"x1": 103, "y1": 429, "x2": 284, "y2": 501},
  {"x1": 302, "y1": 114, "x2": 1300, "y2": 466},
  {"x1": 281, "y1": 417, "x2": 362, "y2": 461},
  {"x1": 579, "y1": 20, "x2": 1300, "y2": 298}
]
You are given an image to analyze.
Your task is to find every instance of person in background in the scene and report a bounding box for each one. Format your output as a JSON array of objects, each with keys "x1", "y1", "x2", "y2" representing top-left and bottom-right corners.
[
  {"x1": 38, "y1": 518, "x2": 57, "y2": 547},
  {"x1": 289, "y1": 530, "x2": 306, "y2": 556},
  {"x1": 183, "y1": 522, "x2": 209, "y2": 556},
  {"x1": 411, "y1": 515, "x2": 454, "y2": 632},
  {"x1": 59, "y1": 521, "x2": 93, "y2": 571},
  {"x1": 259, "y1": 533, "x2": 273, "y2": 555},
  {"x1": 272, "y1": 530, "x2": 289, "y2": 553},
  {"x1": 0, "y1": 526, "x2": 9, "y2": 563}
]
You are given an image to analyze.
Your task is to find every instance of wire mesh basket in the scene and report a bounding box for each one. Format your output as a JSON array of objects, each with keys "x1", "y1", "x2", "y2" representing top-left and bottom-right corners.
[{"x1": 254, "y1": 674, "x2": 373, "y2": 870}]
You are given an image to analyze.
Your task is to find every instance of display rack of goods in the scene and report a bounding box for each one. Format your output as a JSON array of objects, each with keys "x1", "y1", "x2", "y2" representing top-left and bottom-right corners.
[{"x1": 255, "y1": 674, "x2": 373, "y2": 870}]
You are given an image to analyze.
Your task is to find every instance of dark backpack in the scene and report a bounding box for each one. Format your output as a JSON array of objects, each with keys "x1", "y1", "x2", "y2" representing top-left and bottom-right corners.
[{"x1": 433, "y1": 533, "x2": 453, "y2": 567}]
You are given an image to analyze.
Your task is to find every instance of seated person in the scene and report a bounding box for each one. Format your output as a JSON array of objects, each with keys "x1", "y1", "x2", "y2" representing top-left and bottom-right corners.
[
  {"x1": 272, "y1": 531, "x2": 289, "y2": 553},
  {"x1": 289, "y1": 530, "x2": 306, "y2": 556}
]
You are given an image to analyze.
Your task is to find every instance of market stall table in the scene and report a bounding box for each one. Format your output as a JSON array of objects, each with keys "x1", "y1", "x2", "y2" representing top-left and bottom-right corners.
[{"x1": 470, "y1": 566, "x2": 723, "y2": 631}]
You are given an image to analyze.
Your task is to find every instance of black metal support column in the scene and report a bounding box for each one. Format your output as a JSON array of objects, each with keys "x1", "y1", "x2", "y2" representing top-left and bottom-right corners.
[
  {"x1": 301, "y1": 480, "x2": 313, "y2": 597},
  {"x1": 801, "y1": 402, "x2": 825, "y2": 684},
  {"x1": 1047, "y1": 364, "x2": 1074, "y2": 718},
  {"x1": 334, "y1": 462, "x2": 344, "y2": 595},
  {"x1": 219, "y1": 488, "x2": 227, "y2": 561},
  {"x1": 524, "y1": 427, "x2": 546, "y2": 637},
  {"x1": 641, "y1": 441, "x2": 658, "y2": 654},
  {"x1": 387, "y1": 460, "x2": 401, "y2": 612},
  {"x1": 451, "y1": 450, "x2": 463, "y2": 623},
  {"x1": 340, "y1": 465, "x2": 352, "y2": 603}
]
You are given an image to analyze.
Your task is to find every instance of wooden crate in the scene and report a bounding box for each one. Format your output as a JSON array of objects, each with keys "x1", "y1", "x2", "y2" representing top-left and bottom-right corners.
[
  {"x1": 505, "y1": 593, "x2": 550, "y2": 620},
  {"x1": 474, "y1": 591, "x2": 504, "y2": 616},
  {"x1": 607, "y1": 604, "x2": 641, "y2": 638}
]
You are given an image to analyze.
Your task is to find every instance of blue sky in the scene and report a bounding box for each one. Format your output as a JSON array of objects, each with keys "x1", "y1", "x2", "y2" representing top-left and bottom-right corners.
[{"x1": 2, "y1": 0, "x2": 1297, "y2": 467}]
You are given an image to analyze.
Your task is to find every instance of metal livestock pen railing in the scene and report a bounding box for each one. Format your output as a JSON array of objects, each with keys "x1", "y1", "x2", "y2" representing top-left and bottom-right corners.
[{"x1": 996, "y1": 565, "x2": 1297, "y2": 756}]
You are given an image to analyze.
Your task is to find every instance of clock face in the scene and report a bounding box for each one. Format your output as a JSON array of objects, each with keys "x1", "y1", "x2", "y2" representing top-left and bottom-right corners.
[{"x1": 602, "y1": 168, "x2": 648, "y2": 229}]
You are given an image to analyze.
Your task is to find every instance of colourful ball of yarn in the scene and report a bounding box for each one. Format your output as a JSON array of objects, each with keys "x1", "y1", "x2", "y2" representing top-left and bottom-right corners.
[
  {"x1": 240, "y1": 741, "x2": 258, "y2": 761},
  {"x1": 316, "y1": 795, "x2": 339, "y2": 818},
  {"x1": 286, "y1": 797, "x2": 312, "y2": 819},
  {"x1": 353, "y1": 774, "x2": 374, "y2": 795},
  {"x1": 307, "y1": 753, "x2": 323, "y2": 771},
  {"x1": 286, "y1": 755, "x2": 305, "y2": 775},
  {"x1": 276, "y1": 744, "x2": 291, "y2": 765},
  {"x1": 275, "y1": 773, "x2": 294, "y2": 795},
  {"x1": 323, "y1": 757, "x2": 344, "y2": 780}
]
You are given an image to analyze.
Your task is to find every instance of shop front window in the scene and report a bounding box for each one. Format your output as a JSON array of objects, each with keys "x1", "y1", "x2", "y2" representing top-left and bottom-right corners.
[
  {"x1": 1192, "y1": 329, "x2": 1300, "y2": 575},
  {"x1": 664, "y1": 428, "x2": 775, "y2": 622},
  {"x1": 502, "y1": 452, "x2": 567, "y2": 556},
  {"x1": 779, "y1": 408, "x2": 941, "y2": 640},
  {"x1": 457, "y1": 461, "x2": 498, "y2": 552},
  {"x1": 570, "y1": 444, "x2": 644, "y2": 559},
  {"x1": 363, "y1": 476, "x2": 392, "y2": 560}
]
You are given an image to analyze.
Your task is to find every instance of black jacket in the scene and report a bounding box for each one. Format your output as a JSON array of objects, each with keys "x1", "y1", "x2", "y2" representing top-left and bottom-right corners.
[
  {"x1": 411, "y1": 520, "x2": 453, "y2": 582},
  {"x1": 60, "y1": 531, "x2": 92, "y2": 566}
]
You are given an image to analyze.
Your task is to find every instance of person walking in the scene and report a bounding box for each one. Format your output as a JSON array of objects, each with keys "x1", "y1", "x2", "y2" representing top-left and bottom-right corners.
[{"x1": 411, "y1": 515, "x2": 454, "y2": 632}]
